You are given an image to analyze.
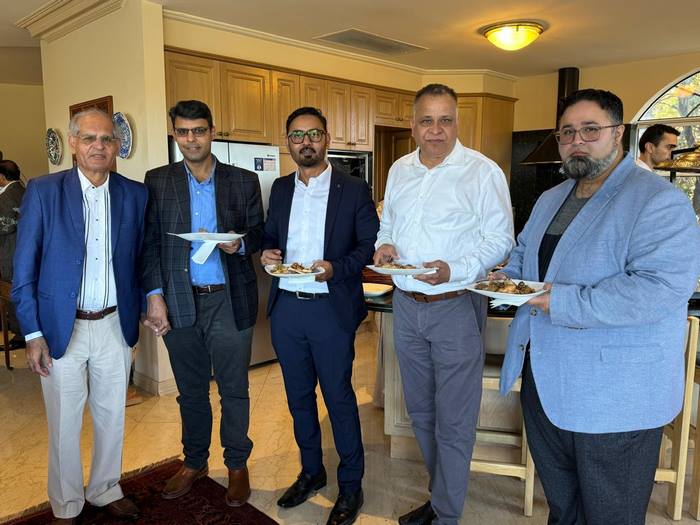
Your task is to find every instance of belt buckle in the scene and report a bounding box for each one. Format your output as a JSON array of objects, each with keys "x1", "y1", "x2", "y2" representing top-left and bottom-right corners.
[
  {"x1": 294, "y1": 291, "x2": 311, "y2": 300},
  {"x1": 203, "y1": 285, "x2": 212, "y2": 293}
]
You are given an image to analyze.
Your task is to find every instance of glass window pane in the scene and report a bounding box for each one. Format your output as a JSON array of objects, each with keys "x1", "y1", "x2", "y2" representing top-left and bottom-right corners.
[{"x1": 640, "y1": 71, "x2": 700, "y2": 120}]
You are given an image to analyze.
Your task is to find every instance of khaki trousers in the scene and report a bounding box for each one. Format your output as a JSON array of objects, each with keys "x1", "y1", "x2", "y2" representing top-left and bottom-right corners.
[{"x1": 40, "y1": 311, "x2": 131, "y2": 519}]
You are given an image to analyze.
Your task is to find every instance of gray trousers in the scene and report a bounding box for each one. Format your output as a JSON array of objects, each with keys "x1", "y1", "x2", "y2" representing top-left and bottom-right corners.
[{"x1": 393, "y1": 290, "x2": 486, "y2": 525}]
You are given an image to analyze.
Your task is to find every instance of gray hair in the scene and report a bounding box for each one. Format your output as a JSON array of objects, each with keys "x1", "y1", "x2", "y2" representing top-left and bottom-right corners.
[{"x1": 68, "y1": 108, "x2": 120, "y2": 140}]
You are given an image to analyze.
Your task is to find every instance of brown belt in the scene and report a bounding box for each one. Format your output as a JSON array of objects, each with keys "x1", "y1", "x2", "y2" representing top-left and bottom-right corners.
[
  {"x1": 192, "y1": 284, "x2": 225, "y2": 295},
  {"x1": 399, "y1": 288, "x2": 468, "y2": 303},
  {"x1": 76, "y1": 305, "x2": 117, "y2": 320}
]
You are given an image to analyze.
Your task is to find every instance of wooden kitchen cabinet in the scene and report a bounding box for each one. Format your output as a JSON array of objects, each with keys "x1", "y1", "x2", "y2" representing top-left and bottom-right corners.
[
  {"x1": 350, "y1": 85, "x2": 374, "y2": 151},
  {"x1": 219, "y1": 62, "x2": 272, "y2": 143},
  {"x1": 164, "y1": 52, "x2": 221, "y2": 133},
  {"x1": 375, "y1": 89, "x2": 413, "y2": 128},
  {"x1": 271, "y1": 71, "x2": 300, "y2": 151},
  {"x1": 457, "y1": 94, "x2": 515, "y2": 178},
  {"x1": 326, "y1": 81, "x2": 351, "y2": 148},
  {"x1": 299, "y1": 75, "x2": 327, "y2": 116}
]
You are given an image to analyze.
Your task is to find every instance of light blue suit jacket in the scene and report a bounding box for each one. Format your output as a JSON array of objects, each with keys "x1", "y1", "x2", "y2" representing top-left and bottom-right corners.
[
  {"x1": 11, "y1": 168, "x2": 148, "y2": 359},
  {"x1": 500, "y1": 154, "x2": 700, "y2": 433}
]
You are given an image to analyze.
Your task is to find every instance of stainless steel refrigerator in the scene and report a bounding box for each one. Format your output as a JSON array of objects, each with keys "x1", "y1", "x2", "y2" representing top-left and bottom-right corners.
[{"x1": 169, "y1": 139, "x2": 280, "y2": 365}]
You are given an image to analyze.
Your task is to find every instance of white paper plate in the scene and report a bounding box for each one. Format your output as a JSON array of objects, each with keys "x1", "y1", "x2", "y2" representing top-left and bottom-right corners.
[
  {"x1": 366, "y1": 264, "x2": 438, "y2": 276},
  {"x1": 465, "y1": 280, "x2": 547, "y2": 302},
  {"x1": 363, "y1": 283, "x2": 393, "y2": 297},
  {"x1": 265, "y1": 264, "x2": 325, "y2": 278},
  {"x1": 168, "y1": 232, "x2": 244, "y2": 242}
]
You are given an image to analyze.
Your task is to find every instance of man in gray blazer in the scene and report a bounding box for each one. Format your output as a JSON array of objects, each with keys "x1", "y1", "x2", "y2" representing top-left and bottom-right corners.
[{"x1": 498, "y1": 89, "x2": 700, "y2": 524}]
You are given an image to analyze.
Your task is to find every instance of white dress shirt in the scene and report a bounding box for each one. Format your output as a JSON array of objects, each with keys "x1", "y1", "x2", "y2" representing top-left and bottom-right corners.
[
  {"x1": 25, "y1": 170, "x2": 118, "y2": 342},
  {"x1": 635, "y1": 157, "x2": 654, "y2": 172},
  {"x1": 376, "y1": 140, "x2": 514, "y2": 294},
  {"x1": 280, "y1": 163, "x2": 331, "y2": 294}
]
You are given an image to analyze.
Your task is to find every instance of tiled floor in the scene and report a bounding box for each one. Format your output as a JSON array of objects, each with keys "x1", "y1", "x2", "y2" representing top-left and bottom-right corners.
[{"x1": 0, "y1": 323, "x2": 697, "y2": 524}]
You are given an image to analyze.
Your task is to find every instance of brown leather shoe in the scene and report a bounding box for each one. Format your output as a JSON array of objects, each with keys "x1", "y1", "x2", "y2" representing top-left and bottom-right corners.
[
  {"x1": 162, "y1": 464, "x2": 209, "y2": 499},
  {"x1": 50, "y1": 518, "x2": 76, "y2": 525},
  {"x1": 225, "y1": 467, "x2": 251, "y2": 507},
  {"x1": 105, "y1": 497, "x2": 139, "y2": 520}
]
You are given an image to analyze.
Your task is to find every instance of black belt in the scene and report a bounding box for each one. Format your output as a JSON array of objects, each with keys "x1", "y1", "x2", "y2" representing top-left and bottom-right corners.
[
  {"x1": 280, "y1": 289, "x2": 329, "y2": 300},
  {"x1": 76, "y1": 305, "x2": 117, "y2": 320},
  {"x1": 192, "y1": 284, "x2": 225, "y2": 295}
]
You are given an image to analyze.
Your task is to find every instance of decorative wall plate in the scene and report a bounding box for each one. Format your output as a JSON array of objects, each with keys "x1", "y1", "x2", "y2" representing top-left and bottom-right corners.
[
  {"x1": 45, "y1": 128, "x2": 63, "y2": 165},
  {"x1": 112, "y1": 112, "x2": 132, "y2": 159}
]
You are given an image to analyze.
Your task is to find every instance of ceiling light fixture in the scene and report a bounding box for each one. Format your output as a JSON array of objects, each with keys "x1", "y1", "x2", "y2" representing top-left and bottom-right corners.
[{"x1": 480, "y1": 21, "x2": 544, "y2": 51}]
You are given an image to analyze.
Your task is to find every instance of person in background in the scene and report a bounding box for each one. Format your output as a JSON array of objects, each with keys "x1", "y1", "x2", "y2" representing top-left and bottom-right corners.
[
  {"x1": 0, "y1": 159, "x2": 26, "y2": 347},
  {"x1": 374, "y1": 84, "x2": 514, "y2": 525},
  {"x1": 636, "y1": 123, "x2": 679, "y2": 171},
  {"x1": 498, "y1": 89, "x2": 700, "y2": 524},
  {"x1": 140, "y1": 99, "x2": 264, "y2": 507},
  {"x1": 261, "y1": 107, "x2": 378, "y2": 525},
  {"x1": 12, "y1": 109, "x2": 147, "y2": 524}
]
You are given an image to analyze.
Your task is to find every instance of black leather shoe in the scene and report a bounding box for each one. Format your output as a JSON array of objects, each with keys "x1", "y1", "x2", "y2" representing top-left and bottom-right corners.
[
  {"x1": 326, "y1": 488, "x2": 363, "y2": 525},
  {"x1": 105, "y1": 497, "x2": 139, "y2": 520},
  {"x1": 277, "y1": 468, "x2": 327, "y2": 508},
  {"x1": 399, "y1": 500, "x2": 436, "y2": 525}
]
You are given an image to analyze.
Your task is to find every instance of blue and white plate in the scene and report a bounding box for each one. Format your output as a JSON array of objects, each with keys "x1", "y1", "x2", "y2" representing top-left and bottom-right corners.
[
  {"x1": 112, "y1": 112, "x2": 132, "y2": 159},
  {"x1": 45, "y1": 128, "x2": 63, "y2": 165}
]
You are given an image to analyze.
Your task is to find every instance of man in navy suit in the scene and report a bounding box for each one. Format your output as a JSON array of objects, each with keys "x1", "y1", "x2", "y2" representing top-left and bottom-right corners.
[
  {"x1": 261, "y1": 107, "x2": 379, "y2": 525},
  {"x1": 12, "y1": 109, "x2": 147, "y2": 524}
]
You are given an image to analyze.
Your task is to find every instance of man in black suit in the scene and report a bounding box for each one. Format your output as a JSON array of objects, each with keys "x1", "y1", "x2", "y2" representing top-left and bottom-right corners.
[
  {"x1": 261, "y1": 107, "x2": 379, "y2": 525},
  {"x1": 141, "y1": 100, "x2": 264, "y2": 506},
  {"x1": 0, "y1": 160, "x2": 26, "y2": 344}
]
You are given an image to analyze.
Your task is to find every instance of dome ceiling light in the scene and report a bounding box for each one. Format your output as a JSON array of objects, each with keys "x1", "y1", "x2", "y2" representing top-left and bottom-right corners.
[{"x1": 480, "y1": 21, "x2": 544, "y2": 51}]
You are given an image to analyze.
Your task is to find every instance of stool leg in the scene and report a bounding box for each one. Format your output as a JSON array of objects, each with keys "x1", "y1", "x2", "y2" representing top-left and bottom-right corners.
[{"x1": 691, "y1": 382, "x2": 700, "y2": 519}]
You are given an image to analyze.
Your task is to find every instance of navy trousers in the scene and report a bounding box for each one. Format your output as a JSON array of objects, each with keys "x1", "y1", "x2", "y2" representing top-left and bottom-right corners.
[
  {"x1": 270, "y1": 292, "x2": 364, "y2": 493},
  {"x1": 521, "y1": 355, "x2": 663, "y2": 525}
]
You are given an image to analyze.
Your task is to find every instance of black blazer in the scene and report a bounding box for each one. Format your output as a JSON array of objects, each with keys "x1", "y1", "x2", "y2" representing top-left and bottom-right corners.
[
  {"x1": 141, "y1": 159, "x2": 264, "y2": 330},
  {"x1": 263, "y1": 168, "x2": 379, "y2": 332}
]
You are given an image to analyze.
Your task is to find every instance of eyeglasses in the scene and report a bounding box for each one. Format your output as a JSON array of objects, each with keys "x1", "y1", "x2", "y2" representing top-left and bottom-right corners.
[
  {"x1": 554, "y1": 124, "x2": 621, "y2": 145},
  {"x1": 174, "y1": 127, "x2": 210, "y2": 137},
  {"x1": 287, "y1": 129, "x2": 326, "y2": 144},
  {"x1": 77, "y1": 134, "x2": 120, "y2": 146}
]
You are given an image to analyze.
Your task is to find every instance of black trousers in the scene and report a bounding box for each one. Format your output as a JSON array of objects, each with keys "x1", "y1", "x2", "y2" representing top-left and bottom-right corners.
[
  {"x1": 270, "y1": 292, "x2": 364, "y2": 493},
  {"x1": 163, "y1": 289, "x2": 253, "y2": 470},
  {"x1": 521, "y1": 355, "x2": 663, "y2": 525}
]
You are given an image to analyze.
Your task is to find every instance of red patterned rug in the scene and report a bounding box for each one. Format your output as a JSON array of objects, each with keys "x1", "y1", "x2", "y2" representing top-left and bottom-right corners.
[{"x1": 2, "y1": 459, "x2": 279, "y2": 524}]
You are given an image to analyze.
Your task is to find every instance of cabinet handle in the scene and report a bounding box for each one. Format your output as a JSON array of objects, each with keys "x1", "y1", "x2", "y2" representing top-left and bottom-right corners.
[
  {"x1": 222, "y1": 131, "x2": 230, "y2": 137},
  {"x1": 396, "y1": 117, "x2": 401, "y2": 121},
  {"x1": 216, "y1": 131, "x2": 223, "y2": 136}
]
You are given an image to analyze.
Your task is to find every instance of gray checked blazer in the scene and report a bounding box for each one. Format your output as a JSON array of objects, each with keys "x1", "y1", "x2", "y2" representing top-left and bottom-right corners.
[{"x1": 140, "y1": 159, "x2": 264, "y2": 330}]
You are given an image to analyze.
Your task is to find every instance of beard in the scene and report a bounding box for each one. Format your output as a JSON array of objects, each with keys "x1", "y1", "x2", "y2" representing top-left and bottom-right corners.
[
  {"x1": 294, "y1": 146, "x2": 325, "y2": 168},
  {"x1": 561, "y1": 142, "x2": 619, "y2": 181}
]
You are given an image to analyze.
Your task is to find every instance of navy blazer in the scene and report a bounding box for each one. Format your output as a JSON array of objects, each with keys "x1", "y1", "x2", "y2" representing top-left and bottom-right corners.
[
  {"x1": 263, "y1": 169, "x2": 379, "y2": 332},
  {"x1": 12, "y1": 168, "x2": 148, "y2": 359}
]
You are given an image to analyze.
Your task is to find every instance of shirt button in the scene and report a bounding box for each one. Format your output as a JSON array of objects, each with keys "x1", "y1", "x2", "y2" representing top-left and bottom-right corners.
[
  {"x1": 530, "y1": 308, "x2": 538, "y2": 317},
  {"x1": 70, "y1": 292, "x2": 76, "y2": 298},
  {"x1": 184, "y1": 268, "x2": 189, "y2": 272}
]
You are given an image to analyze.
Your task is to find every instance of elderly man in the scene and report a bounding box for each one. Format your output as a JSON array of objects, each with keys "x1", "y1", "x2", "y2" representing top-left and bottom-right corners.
[
  {"x1": 0, "y1": 159, "x2": 25, "y2": 344},
  {"x1": 261, "y1": 106, "x2": 378, "y2": 525},
  {"x1": 12, "y1": 109, "x2": 147, "y2": 524},
  {"x1": 141, "y1": 100, "x2": 264, "y2": 506},
  {"x1": 374, "y1": 84, "x2": 514, "y2": 525},
  {"x1": 498, "y1": 89, "x2": 700, "y2": 524},
  {"x1": 637, "y1": 123, "x2": 680, "y2": 171}
]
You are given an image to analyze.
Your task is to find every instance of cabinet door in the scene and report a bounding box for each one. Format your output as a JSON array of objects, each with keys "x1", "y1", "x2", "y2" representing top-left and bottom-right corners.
[
  {"x1": 299, "y1": 76, "x2": 327, "y2": 116},
  {"x1": 271, "y1": 71, "x2": 300, "y2": 151},
  {"x1": 326, "y1": 81, "x2": 351, "y2": 149},
  {"x1": 375, "y1": 89, "x2": 400, "y2": 126},
  {"x1": 350, "y1": 85, "x2": 374, "y2": 151},
  {"x1": 220, "y1": 63, "x2": 272, "y2": 143},
  {"x1": 164, "y1": 52, "x2": 221, "y2": 133},
  {"x1": 457, "y1": 97, "x2": 483, "y2": 150},
  {"x1": 399, "y1": 94, "x2": 414, "y2": 125}
]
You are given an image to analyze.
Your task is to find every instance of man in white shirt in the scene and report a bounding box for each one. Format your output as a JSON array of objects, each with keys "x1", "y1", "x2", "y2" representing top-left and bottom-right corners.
[
  {"x1": 373, "y1": 84, "x2": 514, "y2": 525},
  {"x1": 636, "y1": 123, "x2": 679, "y2": 171},
  {"x1": 261, "y1": 107, "x2": 379, "y2": 525},
  {"x1": 12, "y1": 109, "x2": 147, "y2": 524}
]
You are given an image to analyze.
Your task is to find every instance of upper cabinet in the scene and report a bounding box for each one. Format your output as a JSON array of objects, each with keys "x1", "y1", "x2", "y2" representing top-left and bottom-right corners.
[
  {"x1": 350, "y1": 85, "x2": 374, "y2": 151},
  {"x1": 220, "y1": 63, "x2": 272, "y2": 143},
  {"x1": 300, "y1": 75, "x2": 327, "y2": 116},
  {"x1": 272, "y1": 71, "x2": 300, "y2": 152},
  {"x1": 164, "y1": 52, "x2": 221, "y2": 130},
  {"x1": 375, "y1": 89, "x2": 413, "y2": 128}
]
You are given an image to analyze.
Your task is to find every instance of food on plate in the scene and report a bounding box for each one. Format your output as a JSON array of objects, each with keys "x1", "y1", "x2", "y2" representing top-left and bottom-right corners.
[
  {"x1": 376, "y1": 261, "x2": 417, "y2": 270},
  {"x1": 269, "y1": 262, "x2": 314, "y2": 275},
  {"x1": 475, "y1": 279, "x2": 536, "y2": 294}
]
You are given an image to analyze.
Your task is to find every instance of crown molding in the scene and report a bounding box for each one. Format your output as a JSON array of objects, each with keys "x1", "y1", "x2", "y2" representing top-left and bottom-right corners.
[
  {"x1": 163, "y1": 9, "x2": 518, "y2": 82},
  {"x1": 15, "y1": 0, "x2": 125, "y2": 42}
]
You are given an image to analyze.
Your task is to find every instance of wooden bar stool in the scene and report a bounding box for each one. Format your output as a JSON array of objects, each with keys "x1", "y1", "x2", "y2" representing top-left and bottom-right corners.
[{"x1": 655, "y1": 316, "x2": 699, "y2": 520}]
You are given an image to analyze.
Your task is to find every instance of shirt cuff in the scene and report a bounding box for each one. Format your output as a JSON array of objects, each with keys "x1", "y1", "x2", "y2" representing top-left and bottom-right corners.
[
  {"x1": 147, "y1": 288, "x2": 164, "y2": 297},
  {"x1": 25, "y1": 331, "x2": 43, "y2": 342},
  {"x1": 238, "y1": 238, "x2": 246, "y2": 255}
]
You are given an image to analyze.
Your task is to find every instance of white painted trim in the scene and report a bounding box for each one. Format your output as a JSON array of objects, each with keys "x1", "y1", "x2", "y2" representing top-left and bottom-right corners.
[{"x1": 631, "y1": 67, "x2": 700, "y2": 123}]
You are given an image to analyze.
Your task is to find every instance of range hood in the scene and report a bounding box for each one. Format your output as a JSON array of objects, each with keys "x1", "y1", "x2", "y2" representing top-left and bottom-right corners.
[{"x1": 521, "y1": 67, "x2": 580, "y2": 165}]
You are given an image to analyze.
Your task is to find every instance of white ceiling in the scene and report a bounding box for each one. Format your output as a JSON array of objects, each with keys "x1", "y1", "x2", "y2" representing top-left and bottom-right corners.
[{"x1": 5, "y1": 0, "x2": 700, "y2": 76}]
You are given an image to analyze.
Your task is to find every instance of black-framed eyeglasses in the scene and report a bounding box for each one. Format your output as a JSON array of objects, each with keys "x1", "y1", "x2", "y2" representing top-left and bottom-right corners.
[
  {"x1": 554, "y1": 124, "x2": 621, "y2": 145},
  {"x1": 174, "y1": 126, "x2": 210, "y2": 137},
  {"x1": 77, "y1": 134, "x2": 120, "y2": 146},
  {"x1": 287, "y1": 129, "x2": 326, "y2": 144}
]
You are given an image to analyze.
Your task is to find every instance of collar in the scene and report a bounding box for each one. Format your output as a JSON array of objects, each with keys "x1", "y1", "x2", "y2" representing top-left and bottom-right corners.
[
  {"x1": 184, "y1": 155, "x2": 217, "y2": 185},
  {"x1": 411, "y1": 139, "x2": 464, "y2": 169},
  {"x1": 635, "y1": 157, "x2": 654, "y2": 172},
  {"x1": 294, "y1": 162, "x2": 332, "y2": 189},
  {"x1": 77, "y1": 168, "x2": 109, "y2": 192}
]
